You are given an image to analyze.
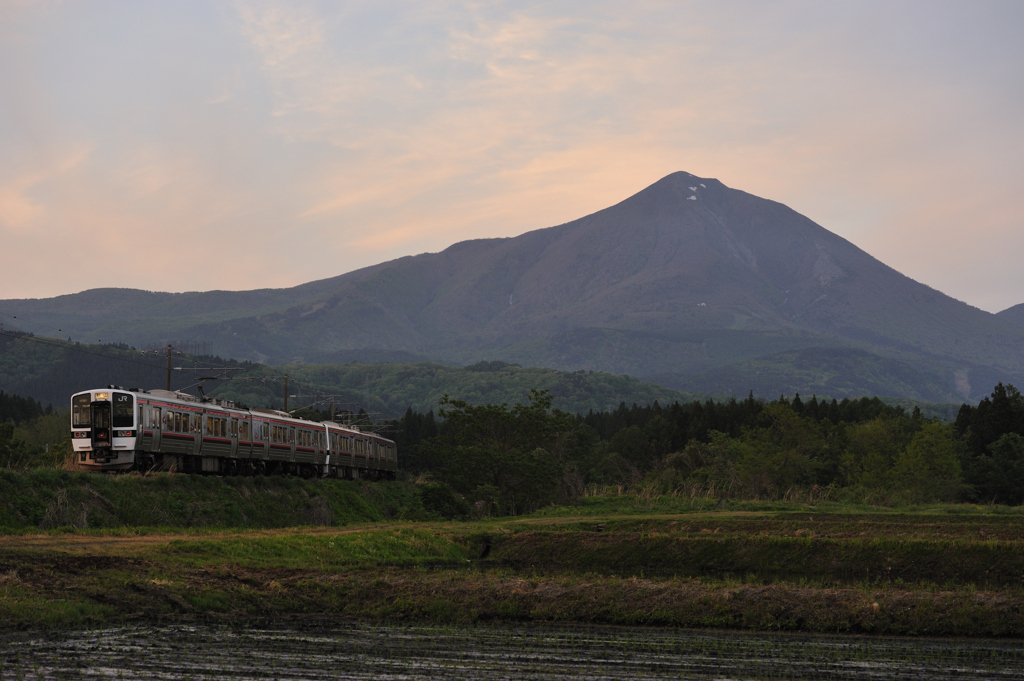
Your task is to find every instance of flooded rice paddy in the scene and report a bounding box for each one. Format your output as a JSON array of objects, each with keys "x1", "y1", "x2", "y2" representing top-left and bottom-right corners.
[{"x1": 2, "y1": 622, "x2": 1023, "y2": 680}]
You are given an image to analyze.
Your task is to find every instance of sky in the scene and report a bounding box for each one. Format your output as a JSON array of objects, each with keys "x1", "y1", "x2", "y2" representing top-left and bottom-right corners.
[{"x1": 1, "y1": 0, "x2": 1022, "y2": 313}]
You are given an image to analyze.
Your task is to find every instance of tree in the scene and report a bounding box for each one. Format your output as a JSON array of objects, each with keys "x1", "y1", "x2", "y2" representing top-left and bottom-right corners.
[
  {"x1": 840, "y1": 417, "x2": 907, "y2": 489},
  {"x1": 961, "y1": 433, "x2": 1024, "y2": 505},
  {"x1": 0, "y1": 423, "x2": 33, "y2": 469},
  {"x1": 418, "y1": 390, "x2": 574, "y2": 514},
  {"x1": 737, "y1": 404, "x2": 821, "y2": 498},
  {"x1": 891, "y1": 422, "x2": 963, "y2": 502}
]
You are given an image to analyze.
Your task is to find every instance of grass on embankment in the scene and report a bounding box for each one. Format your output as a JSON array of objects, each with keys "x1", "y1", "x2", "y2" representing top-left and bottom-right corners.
[{"x1": 0, "y1": 469, "x2": 441, "y2": 531}]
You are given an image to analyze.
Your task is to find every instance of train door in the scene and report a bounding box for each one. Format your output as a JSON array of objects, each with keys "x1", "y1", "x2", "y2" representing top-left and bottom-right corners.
[
  {"x1": 91, "y1": 399, "x2": 112, "y2": 452},
  {"x1": 322, "y1": 427, "x2": 331, "y2": 475},
  {"x1": 238, "y1": 417, "x2": 251, "y2": 460},
  {"x1": 289, "y1": 426, "x2": 296, "y2": 461},
  {"x1": 230, "y1": 417, "x2": 239, "y2": 458},
  {"x1": 152, "y1": 406, "x2": 162, "y2": 450},
  {"x1": 192, "y1": 412, "x2": 202, "y2": 455}
]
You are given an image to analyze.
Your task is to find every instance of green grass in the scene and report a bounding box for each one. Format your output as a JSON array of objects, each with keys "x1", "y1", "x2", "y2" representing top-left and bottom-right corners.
[
  {"x1": 4, "y1": 474, "x2": 1024, "y2": 636},
  {"x1": 154, "y1": 528, "x2": 468, "y2": 569},
  {"x1": 0, "y1": 469, "x2": 432, "y2": 531}
]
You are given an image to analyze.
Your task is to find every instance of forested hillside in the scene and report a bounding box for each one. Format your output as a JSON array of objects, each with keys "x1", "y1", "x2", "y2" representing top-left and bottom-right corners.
[{"x1": 0, "y1": 332, "x2": 695, "y2": 417}]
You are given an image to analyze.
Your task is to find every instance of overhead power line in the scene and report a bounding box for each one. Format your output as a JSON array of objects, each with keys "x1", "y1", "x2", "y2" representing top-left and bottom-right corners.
[{"x1": 0, "y1": 329, "x2": 169, "y2": 370}]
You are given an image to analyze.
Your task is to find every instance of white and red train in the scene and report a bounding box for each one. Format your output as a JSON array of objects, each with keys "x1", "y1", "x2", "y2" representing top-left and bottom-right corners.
[{"x1": 70, "y1": 386, "x2": 397, "y2": 478}]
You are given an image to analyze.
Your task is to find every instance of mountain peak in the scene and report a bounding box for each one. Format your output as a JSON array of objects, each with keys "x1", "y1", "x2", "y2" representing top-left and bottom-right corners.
[{"x1": 3, "y1": 173, "x2": 1022, "y2": 401}]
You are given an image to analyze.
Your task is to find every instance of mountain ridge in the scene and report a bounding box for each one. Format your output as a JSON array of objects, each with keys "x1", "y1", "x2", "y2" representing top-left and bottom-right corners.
[
  {"x1": 3, "y1": 171, "x2": 1022, "y2": 401},
  {"x1": 998, "y1": 303, "x2": 1024, "y2": 328}
]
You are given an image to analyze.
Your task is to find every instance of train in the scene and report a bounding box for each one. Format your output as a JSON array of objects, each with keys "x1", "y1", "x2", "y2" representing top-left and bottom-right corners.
[{"x1": 70, "y1": 386, "x2": 397, "y2": 479}]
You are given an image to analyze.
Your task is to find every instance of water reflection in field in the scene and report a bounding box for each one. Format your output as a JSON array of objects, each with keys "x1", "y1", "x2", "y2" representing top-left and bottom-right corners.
[{"x1": 2, "y1": 622, "x2": 1023, "y2": 680}]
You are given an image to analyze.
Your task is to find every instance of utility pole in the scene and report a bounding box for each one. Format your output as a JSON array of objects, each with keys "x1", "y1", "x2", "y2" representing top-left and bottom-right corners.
[
  {"x1": 283, "y1": 374, "x2": 288, "y2": 412},
  {"x1": 165, "y1": 344, "x2": 172, "y2": 391}
]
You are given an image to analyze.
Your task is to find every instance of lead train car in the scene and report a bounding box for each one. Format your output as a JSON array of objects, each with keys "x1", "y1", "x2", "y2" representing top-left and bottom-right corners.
[{"x1": 71, "y1": 387, "x2": 397, "y2": 479}]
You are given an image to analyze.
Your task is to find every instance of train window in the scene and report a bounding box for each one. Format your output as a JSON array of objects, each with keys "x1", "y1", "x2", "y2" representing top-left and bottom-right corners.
[
  {"x1": 173, "y1": 412, "x2": 181, "y2": 433},
  {"x1": 241, "y1": 422, "x2": 249, "y2": 441},
  {"x1": 112, "y1": 393, "x2": 133, "y2": 428},
  {"x1": 151, "y1": 407, "x2": 161, "y2": 429},
  {"x1": 94, "y1": 406, "x2": 110, "y2": 429},
  {"x1": 72, "y1": 395, "x2": 91, "y2": 426},
  {"x1": 289, "y1": 427, "x2": 295, "y2": 444}
]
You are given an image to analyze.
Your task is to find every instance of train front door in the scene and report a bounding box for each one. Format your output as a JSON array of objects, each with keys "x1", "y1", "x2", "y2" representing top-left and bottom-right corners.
[
  {"x1": 230, "y1": 418, "x2": 239, "y2": 458},
  {"x1": 91, "y1": 401, "x2": 112, "y2": 453}
]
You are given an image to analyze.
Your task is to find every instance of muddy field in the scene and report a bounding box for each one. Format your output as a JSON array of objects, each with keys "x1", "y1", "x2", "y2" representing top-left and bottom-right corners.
[{"x1": 2, "y1": 622, "x2": 1024, "y2": 680}]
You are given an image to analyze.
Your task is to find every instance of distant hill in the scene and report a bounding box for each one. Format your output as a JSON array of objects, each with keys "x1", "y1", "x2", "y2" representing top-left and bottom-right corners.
[
  {"x1": 998, "y1": 303, "x2": 1024, "y2": 328},
  {"x1": 3, "y1": 171, "x2": 1023, "y2": 401},
  {"x1": 0, "y1": 333, "x2": 695, "y2": 417}
]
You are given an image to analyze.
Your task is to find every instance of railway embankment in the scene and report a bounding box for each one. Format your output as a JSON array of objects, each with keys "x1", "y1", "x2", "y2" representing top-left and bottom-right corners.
[
  {"x1": 2, "y1": 472, "x2": 1024, "y2": 637},
  {"x1": 0, "y1": 470, "x2": 440, "y2": 530}
]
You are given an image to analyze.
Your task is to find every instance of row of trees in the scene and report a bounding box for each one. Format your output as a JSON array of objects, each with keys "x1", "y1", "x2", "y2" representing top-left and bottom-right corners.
[
  {"x1": 5, "y1": 381, "x2": 1023, "y2": 514},
  {"x1": 394, "y1": 385, "x2": 1024, "y2": 514},
  {"x1": 0, "y1": 390, "x2": 52, "y2": 425}
]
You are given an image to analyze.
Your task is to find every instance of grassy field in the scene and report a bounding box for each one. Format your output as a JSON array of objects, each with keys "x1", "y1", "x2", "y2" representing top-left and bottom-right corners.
[{"x1": 1, "y1": 473, "x2": 1023, "y2": 637}]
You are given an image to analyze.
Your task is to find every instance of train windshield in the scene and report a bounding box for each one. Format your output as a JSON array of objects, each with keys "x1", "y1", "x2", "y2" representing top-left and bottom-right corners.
[
  {"x1": 72, "y1": 394, "x2": 91, "y2": 427},
  {"x1": 112, "y1": 392, "x2": 134, "y2": 428}
]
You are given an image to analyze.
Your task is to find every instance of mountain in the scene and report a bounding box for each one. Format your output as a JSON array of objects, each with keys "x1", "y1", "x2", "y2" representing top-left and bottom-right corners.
[
  {"x1": 998, "y1": 303, "x2": 1024, "y2": 328},
  {"x1": 3, "y1": 171, "x2": 1023, "y2": 401}
]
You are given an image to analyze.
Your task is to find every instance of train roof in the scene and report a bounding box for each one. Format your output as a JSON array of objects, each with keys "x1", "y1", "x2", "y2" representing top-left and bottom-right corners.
[{"x1": 74, "y1": 386, "x2": 394, "y2": 443}]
